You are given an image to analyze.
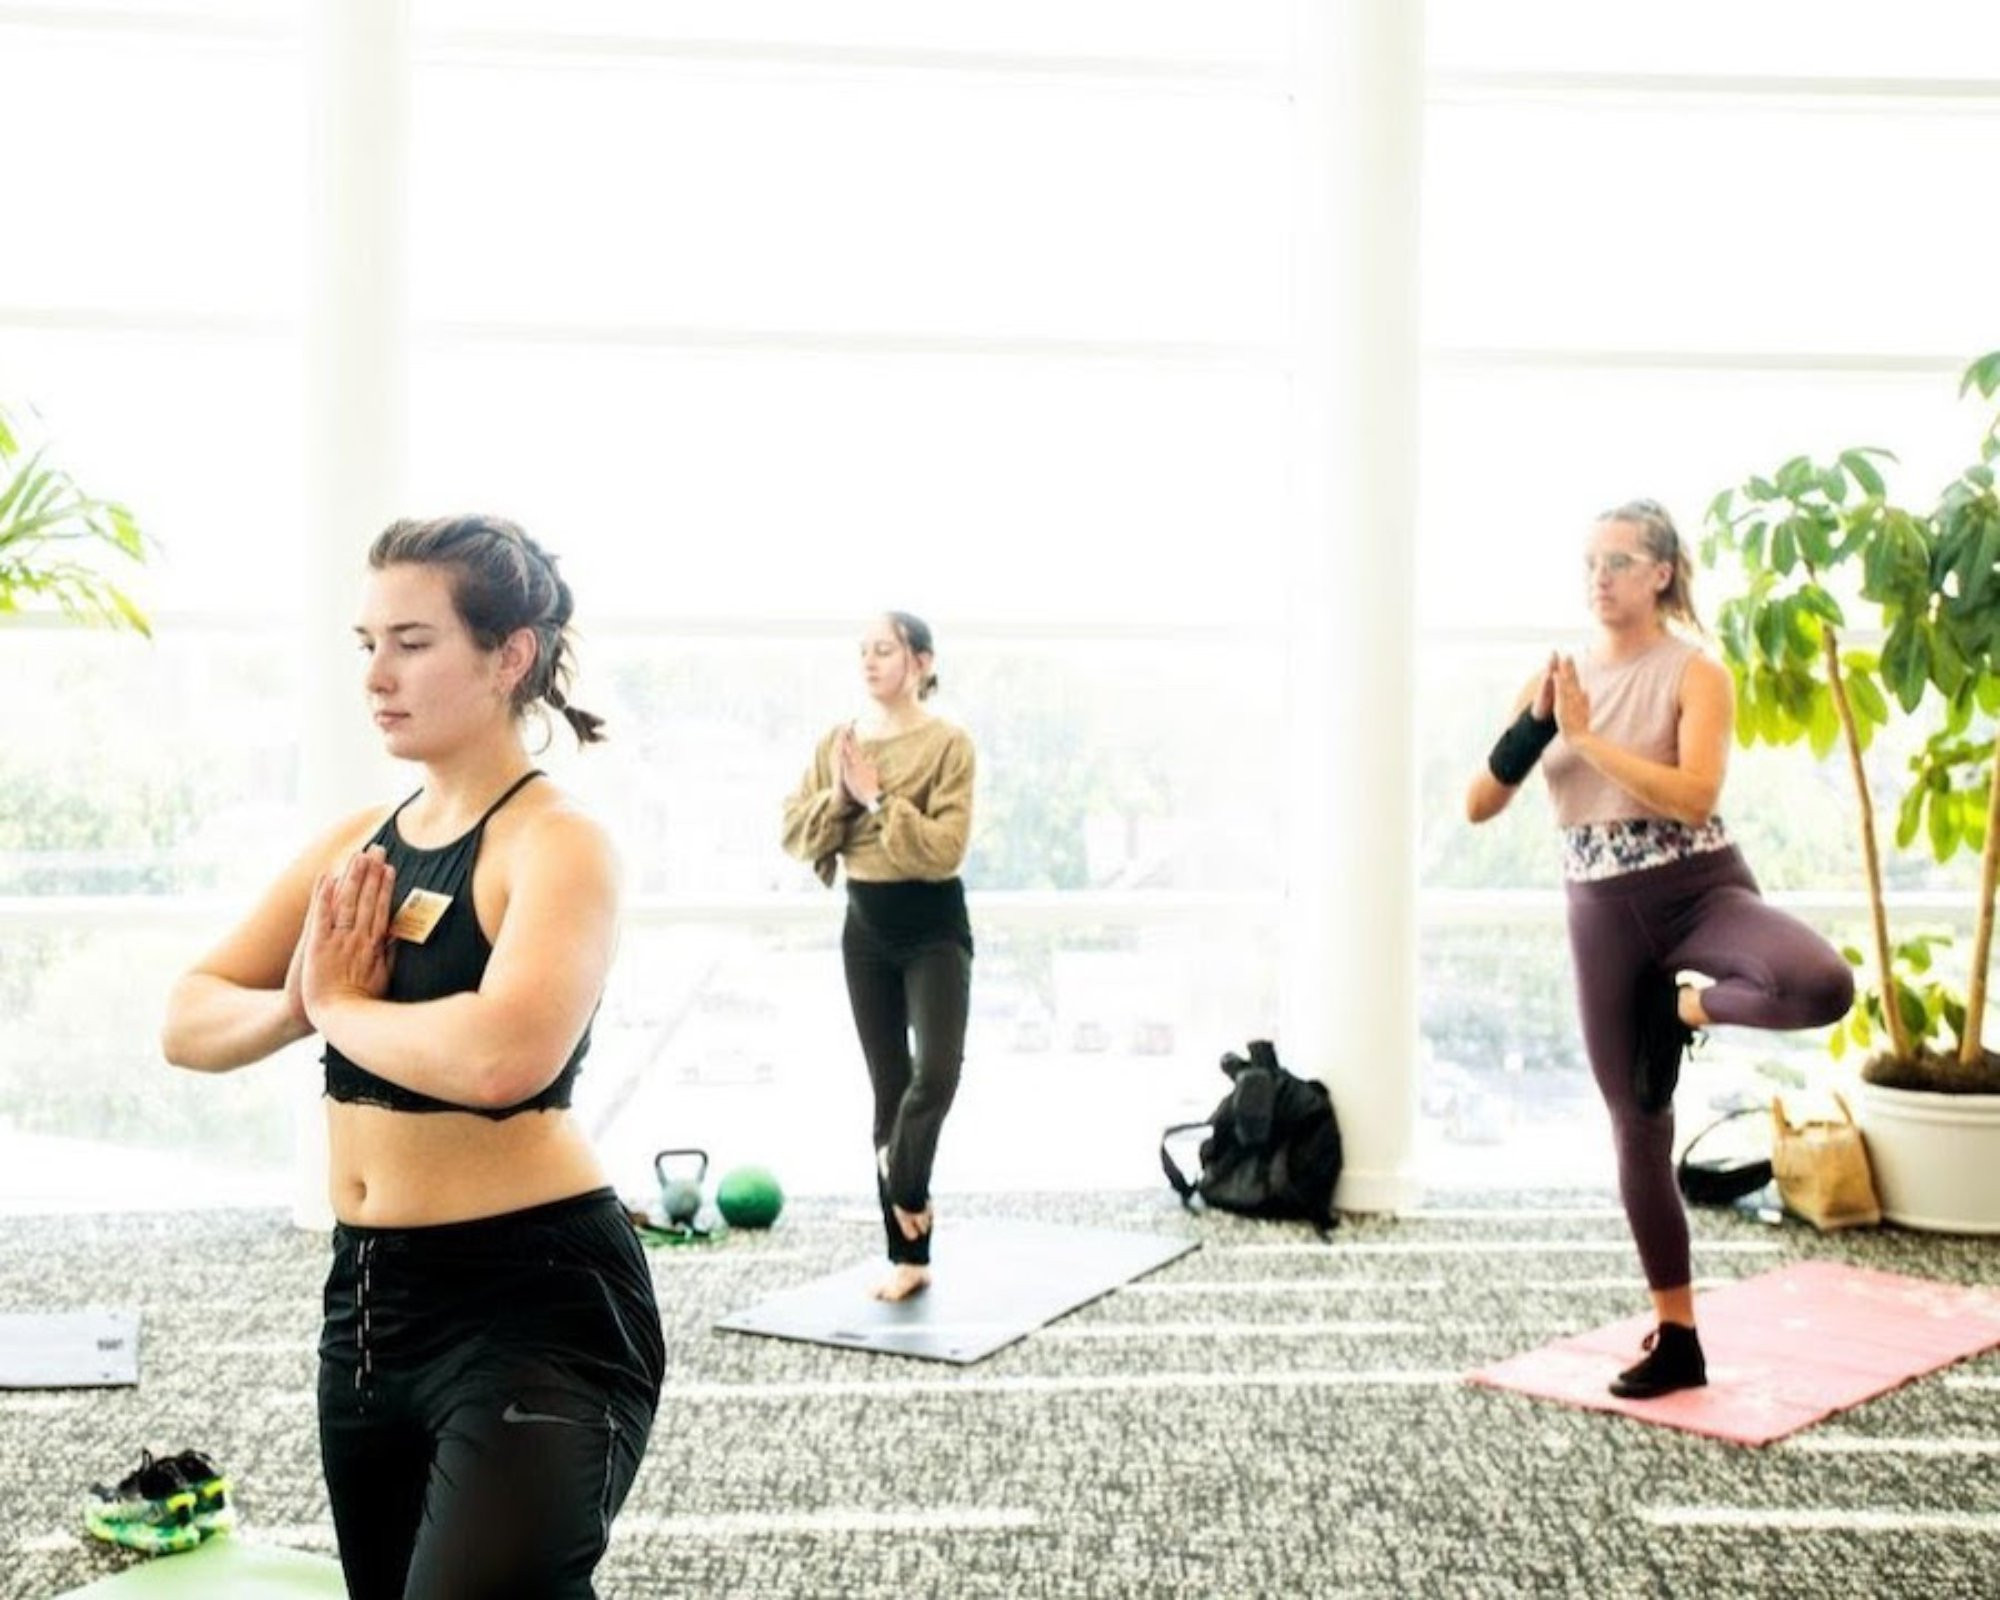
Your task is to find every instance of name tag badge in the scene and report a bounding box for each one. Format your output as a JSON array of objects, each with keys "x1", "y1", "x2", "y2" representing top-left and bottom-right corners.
[{"x1": 390, "y1": 888, "x2": 453, "y2": 944}]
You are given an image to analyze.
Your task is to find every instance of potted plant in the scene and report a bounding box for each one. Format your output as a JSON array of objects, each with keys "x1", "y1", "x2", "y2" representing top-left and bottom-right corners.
[
  {"x1": 1702, "y1": 350, "x2": 2000, "y2": 1232},
  {"x1": 1, "y1": 402, "x2": 152, "y2": 635}
]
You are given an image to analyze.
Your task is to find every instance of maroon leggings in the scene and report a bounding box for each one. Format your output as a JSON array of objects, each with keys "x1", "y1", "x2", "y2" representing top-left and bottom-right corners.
[{"x1": 1564, "y1": 845, "x2": 1854, "y2": 1289}]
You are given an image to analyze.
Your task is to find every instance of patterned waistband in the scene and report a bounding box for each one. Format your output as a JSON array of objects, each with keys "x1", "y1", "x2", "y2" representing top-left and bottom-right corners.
[{"x1": 1560, "y1": 816, "x2": 1733, "y2": 883}]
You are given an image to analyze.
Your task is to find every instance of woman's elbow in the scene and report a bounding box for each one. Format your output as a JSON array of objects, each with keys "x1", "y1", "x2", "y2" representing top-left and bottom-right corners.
[
  {"x1": 470, "y1": 1041, "x2": 569, "y2": 1110},
  {"x1": 160, "y1": 1025, "x2": 197, "y2": 1072},
  {"x1": 1465, "y1": 777, "x2": 1507, "y2": 825},
  {"x1": 159, "y1": 981, "x2": 213, "y2": 1071},
  {"x1": 1679, "y1": 783, "x2": 1724, "y2": 828}
]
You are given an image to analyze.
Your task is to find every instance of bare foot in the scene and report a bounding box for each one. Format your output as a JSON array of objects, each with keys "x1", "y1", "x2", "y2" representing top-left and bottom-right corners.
[
  {"x1": 871, "y1": 1264, "x2": 931, "y2": 1301},
  {"x1": 892, "y1": 1203, "x2": 933, "y2": 1243}
]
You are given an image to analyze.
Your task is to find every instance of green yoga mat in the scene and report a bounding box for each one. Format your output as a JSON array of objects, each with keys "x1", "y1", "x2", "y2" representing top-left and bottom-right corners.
[{"x1": 58, "y1": 1537, "x2": 343, "y2": 1597}]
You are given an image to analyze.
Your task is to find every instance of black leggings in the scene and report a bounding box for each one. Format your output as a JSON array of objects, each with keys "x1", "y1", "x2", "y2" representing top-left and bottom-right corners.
[
  {"x1": 1565, "y1": 846, "x2": 1853, "y2": 1290},
  {"x1": 317, "y1": 1189, "x2": 666, "y2": 1600},
  {"x1": 842, "y1": 910, "x2": 972, "y2": 1265}
]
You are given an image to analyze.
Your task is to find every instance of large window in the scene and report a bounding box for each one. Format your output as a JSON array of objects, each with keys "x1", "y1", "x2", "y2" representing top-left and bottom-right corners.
[{"x1": 7, "y1": 3, "x2": 1998, "y2": 1210}]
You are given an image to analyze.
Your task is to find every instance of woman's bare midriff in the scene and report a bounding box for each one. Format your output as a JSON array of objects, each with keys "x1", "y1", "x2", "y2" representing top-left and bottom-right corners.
[{"x1": 328, "y1": 1100, "x2": 609, "y2": 1227}]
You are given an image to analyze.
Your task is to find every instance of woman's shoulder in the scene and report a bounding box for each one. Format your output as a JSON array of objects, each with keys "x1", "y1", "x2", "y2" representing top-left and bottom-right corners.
[
  {"x1": 499, "y1": 777, "x2": 605, "y2": 841},
  {"x1": 489, "y1": 781, "x2": 620, "y2": 881},
  {"x1": 912, "y1": 716, "x2": 975, "y2": 760},
  {"x1": 1676, "y1": 645, "x2": 1732, "y2": 695}
]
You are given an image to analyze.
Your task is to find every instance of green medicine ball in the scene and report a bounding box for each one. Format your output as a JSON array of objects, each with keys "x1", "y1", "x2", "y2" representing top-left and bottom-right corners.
[{"x1": 715, "y1": 1166, "x2": 784, "y2": 1229}]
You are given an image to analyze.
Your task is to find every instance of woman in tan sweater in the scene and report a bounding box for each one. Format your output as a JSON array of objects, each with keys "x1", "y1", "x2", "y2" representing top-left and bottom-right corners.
[{"x1": 782, "y1": 612, "x2": 976, "y2": 1300}]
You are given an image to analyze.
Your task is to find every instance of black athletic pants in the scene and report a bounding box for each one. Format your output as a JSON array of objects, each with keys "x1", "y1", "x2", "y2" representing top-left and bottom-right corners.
[
  {"x1": 1565, "y1": 846, "x2": 1854, "y2": 1289},
  {"x1": 317, "y1": 1189, "x2": 666, "y2": 1599},
  {"x1": 842, "y1": 886, "x2": 973, "y2": 1266}
]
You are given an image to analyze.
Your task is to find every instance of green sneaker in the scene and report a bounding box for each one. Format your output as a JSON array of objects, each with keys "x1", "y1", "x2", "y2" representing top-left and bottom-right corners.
[
  {"x1": 82, "y1": 1447, "x2": 242, "y2": 1553},
  {"x1": 163, "y1": 1449, "x2": 236, "y2": 1535},
  {"x1": 83, "y1": 1504, "x2": 206, "y2": 1555}
]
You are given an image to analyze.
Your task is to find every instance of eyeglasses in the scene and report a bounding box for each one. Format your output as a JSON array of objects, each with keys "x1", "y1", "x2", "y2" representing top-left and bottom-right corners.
[{"x1": 1583, "y1": 550, "x2": 1658, "y2": 578}]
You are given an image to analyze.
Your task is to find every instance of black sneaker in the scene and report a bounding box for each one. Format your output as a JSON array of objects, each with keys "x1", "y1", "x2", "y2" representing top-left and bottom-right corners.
[
  {"x1": 164, "y1": 1449, "x2": 235, "y2": 1534},
  {"x1": 1633, "y1": 972, "x2": 1696, "y2": 1114},
  {"x1": 83, "y1": 1450, "x2": 203, "y2": 1554},
  {"x1": 1609, "y1": 1322, "x2": 1707, "y2": 1399}
]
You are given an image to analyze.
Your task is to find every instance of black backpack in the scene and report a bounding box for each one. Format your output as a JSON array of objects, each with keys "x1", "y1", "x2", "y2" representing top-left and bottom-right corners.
[{"x1": 1161, "y1": 1040, "x2": 1342, "y2": 1231}]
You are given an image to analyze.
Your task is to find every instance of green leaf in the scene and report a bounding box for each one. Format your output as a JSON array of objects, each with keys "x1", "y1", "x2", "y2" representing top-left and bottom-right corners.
[
  {"x1": 1896, "y1": 980, "x2": 1929, "y2": 1037},
  {"x1": 1772, "y1": 520, "x2": 1798, "y2": 573},
  {"x1": 1784, "y1": 599, "x2": 1821, "y2": 660},
  {"x1": 1928, "y1": 788, "x2": 1962, "y2": 859},
  {"x1": 1775, "y1": 456, "x2": 1817, "y2": 498},
  {"x1": 1733, "y1": 676, "x2": 1760, "y2": 747},
  {"x1": 1896, "y1": 782, "x2": 1925, "y2": 849},
  {"x1": 1931, "y1": 621, "x2": 1969, "y2": 695},
  {"x1": 1839, "y1": 448, "x2": 1888, "y2": 497},
  {"x1": 1881, "y1": 620, "x2": 1930, "y2": 711},
  {"x1": 1719, "y1": 603, "x2": 1751, "y2": 667},
  {"x1": 1961, "y1": 350, "x2": 2000, "y2": 400},
  {"x1": 1754, "y1": 603, "x2": 1786, "y2": 666},
  {"x1": 1848, "y1": 669, "x2": 1889, "y2": 727},
  {"x1": 1805, "y1": 682, "x2": 1840, "y2": 757}
]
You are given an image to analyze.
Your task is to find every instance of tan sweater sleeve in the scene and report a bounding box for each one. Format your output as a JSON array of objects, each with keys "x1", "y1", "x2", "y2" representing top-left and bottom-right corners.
[
  {"x1": 780, "y1": 728, "x2": 853, "y2": 884},
  {"x1": 877, "y1": 727, "x2": 975, "y2": 879}
]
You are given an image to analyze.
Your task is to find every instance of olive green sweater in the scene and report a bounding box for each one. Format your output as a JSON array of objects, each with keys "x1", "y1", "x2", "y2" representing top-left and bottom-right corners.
[{"x1": 781, "y1": 718, "x2": 976, "y2": 887}]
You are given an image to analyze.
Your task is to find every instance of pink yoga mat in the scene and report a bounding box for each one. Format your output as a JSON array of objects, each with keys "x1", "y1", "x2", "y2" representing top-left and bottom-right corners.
[{"x1": 1468, "y1": 1261, "x2": 2000, "y2": 1445}]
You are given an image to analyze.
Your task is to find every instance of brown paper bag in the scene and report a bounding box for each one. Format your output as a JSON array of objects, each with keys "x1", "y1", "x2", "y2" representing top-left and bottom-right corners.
[{"x1": 1771, "y1": 1091, "x2": 1881, "y2": 1231}]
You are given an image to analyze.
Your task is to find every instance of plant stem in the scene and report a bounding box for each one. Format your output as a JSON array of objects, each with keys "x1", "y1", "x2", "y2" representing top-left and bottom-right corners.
[
  {"x1": 1963, "y1": 734, "x2": 2000, "y2": 1065},
  {"x1": 1823, "y1": 626, "x2": 1910, "y2": 1059}
]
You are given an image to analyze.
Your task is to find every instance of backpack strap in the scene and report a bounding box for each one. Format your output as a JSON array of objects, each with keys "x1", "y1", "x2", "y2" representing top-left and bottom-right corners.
[
  {"x1": 1679, "y1": 1104, "x2": 1767, "y2": 1168},
  {"x1": 1160, "y1": 1122, "x2": 1210, "y2": 1206}
]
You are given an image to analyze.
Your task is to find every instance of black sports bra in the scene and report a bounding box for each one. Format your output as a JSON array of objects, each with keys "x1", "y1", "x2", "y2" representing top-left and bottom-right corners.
[{"x1": 321, "y1": 771, "x2": 590, "y2": 1119}]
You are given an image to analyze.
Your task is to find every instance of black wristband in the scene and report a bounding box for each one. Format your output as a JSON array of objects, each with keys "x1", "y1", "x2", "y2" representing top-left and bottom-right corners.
[{"x1": 1487, "y1": 709, "x2": 1558, "y2": 785}]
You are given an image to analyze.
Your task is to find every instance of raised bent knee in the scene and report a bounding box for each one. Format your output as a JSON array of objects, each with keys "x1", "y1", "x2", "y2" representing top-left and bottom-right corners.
[{"x1": 1800, "y1": 957, "x2": 1856, "y2": 1027}]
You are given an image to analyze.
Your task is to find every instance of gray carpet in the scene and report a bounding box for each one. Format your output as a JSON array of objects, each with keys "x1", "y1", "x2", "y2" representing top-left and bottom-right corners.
[{"x1": 1, "y1": 1192, "x2": 1995, "y2": 1599}]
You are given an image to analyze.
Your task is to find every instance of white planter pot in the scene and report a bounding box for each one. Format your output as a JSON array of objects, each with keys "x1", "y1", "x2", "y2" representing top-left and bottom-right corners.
[{"x1": 1853, "y1": 1081, "x2": 2000, "y2": 1234}]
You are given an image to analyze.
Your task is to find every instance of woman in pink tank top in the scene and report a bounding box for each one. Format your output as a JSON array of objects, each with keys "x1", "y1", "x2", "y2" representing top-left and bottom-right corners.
[{"x1": 1465, "y1": 499, "x2": 1853, "y2": 1400}]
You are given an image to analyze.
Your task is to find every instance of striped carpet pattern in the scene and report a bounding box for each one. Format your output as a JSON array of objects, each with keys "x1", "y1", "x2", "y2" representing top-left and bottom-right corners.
[{"x1": 1, "y1": 1192, "x2": 1994, "y2": 1598}]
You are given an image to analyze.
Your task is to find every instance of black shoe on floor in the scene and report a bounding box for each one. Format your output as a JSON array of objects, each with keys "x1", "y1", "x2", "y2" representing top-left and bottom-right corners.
[
  {"x1": 1633, "y1": 972, "x2": 1696, "y2": 1114},
  {"x1": 1609, "y1": 1322, "x2": 1707, "y2": 1399}
]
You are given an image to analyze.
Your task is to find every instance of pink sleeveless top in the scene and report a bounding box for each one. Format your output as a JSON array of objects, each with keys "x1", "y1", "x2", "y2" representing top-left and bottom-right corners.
[{"x1": 1540, "y1": 634, "x2": 1699, "y2": 827}]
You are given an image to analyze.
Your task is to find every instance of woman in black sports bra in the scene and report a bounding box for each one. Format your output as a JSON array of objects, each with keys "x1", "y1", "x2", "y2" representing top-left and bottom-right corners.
[{"x1": 162, "y1": 514, "x2": 663, "y2": 1600}]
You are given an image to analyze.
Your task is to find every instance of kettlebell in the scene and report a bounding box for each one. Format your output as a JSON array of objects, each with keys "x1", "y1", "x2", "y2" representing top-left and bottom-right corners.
[
  {"x1": 715, "y1": 1165, "x2": 784, "y2": 1229},
  {"x1": 653, "y1": 1148, "x2": 709, "y2": 1227}
]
